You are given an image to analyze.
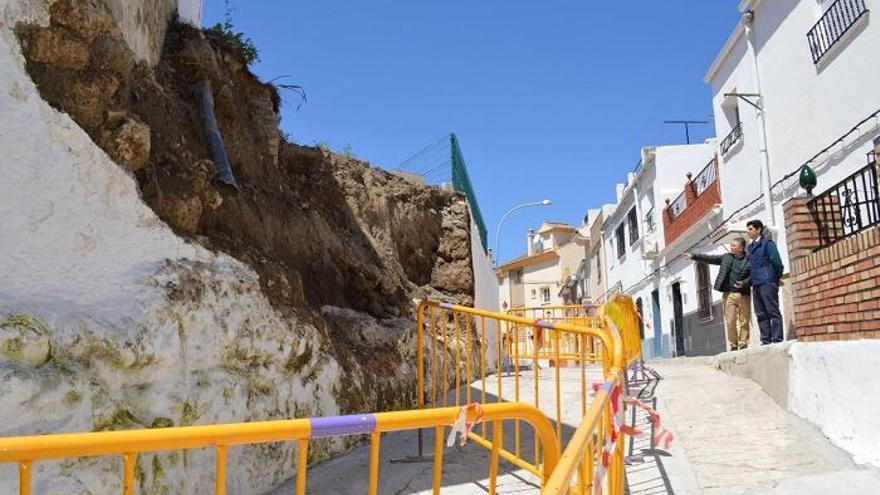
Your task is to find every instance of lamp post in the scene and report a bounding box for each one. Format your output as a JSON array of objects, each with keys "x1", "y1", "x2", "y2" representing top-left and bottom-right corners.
[{"x1": 494, "y1": 199, "x2": 552, "y2": 268}]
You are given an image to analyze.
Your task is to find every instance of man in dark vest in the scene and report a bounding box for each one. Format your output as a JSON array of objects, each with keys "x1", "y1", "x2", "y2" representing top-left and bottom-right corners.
[
  {"x1": 684, "y1": 236, "x2": 752, "y2": 351},
  {"x1": 745, "y1": 219, "x2": 785, "y2": 344}
]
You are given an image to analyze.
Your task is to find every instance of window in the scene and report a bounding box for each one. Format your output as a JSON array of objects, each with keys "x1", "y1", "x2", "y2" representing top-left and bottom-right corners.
[
  {"x1": 512, "y1": 269, "x2": 523, "y2": 284},
  {"x1": 615, "y1": 224, "x2": 626, "y2": 258},
  {"x1": 627, "y1": 208, "x2": 639, "y2": 245},
  {"x1": 531, "y1": 289, "x2": 537, "y2": 299},
  {"x1": 644, "y1": 207, "x2": 656, "y2": 234},
  {"x1": 542, "y1": 287, "x2": 551, "y2": 304},
  {"x1": 595, "y1": 254, "x2": 602, "y2": 282},
  {"x1": 696, "y1": 262, "x2": 713, "y2": 320},
  {"x1": 720, "y1": 96, "x2": 743, "y2": 155},
  {"x1": 723, "y1": 95, "x2": 740, "y2": 131}
]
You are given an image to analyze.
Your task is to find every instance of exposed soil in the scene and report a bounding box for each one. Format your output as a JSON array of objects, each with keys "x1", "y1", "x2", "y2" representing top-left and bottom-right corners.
[{"x1": 16, "y1": 0, "x2": 474, "y2": 413}]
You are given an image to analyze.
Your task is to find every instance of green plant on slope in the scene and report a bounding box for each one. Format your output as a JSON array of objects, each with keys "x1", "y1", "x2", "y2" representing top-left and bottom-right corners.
[{"x1": 207, "y1": 0, "x2": 260, "y2": 66}]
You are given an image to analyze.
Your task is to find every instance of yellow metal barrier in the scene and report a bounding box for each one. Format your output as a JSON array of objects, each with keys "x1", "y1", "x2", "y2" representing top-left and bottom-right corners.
[
  {"x1": 507, "y1": 305, "x2": 604, "y2": 364},
  {"x1": 2, "y1": 296, "x2": 642, "y2": 494},
  {"x1": 540, "y1": 296, "x2": 640, "y2": 495},
  {"x1": 0, "y1": 403, "x2": 559, "y2": 495},
  {"x1": 416, "y1": 298, "x2": 633, "y2": 494},
  {"x1": 504, "y1": 303, "x2": 643, "y2": 369},
  {"x1": 600, "y1": 296, "x2": 643, "y2": 368}
]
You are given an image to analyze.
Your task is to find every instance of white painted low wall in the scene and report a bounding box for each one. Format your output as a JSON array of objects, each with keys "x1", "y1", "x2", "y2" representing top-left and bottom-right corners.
[
  {"x1": 715, "y1": 340, "x2": 880, "y2": 468},
  {"x1": 788, "y1": 340, "x2": 880, "y2": 468},
  {"x1": 104, "y1": 0, "x2": 202, "y2": 66},
  {"x1": 177, "y1": 0, "x2": 202, "y2": 25},
  {"x1": 471, "y1": 215, "x2": 499, "y2": 368}
]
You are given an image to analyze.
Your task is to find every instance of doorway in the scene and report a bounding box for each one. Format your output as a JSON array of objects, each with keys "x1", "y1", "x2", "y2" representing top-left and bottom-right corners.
[
  {"x1": 651, "y1": 289, "x2": 663, "y2": 357},
  {"x1": 672, "y1": 282, "x2": 685, "y2": 356}
]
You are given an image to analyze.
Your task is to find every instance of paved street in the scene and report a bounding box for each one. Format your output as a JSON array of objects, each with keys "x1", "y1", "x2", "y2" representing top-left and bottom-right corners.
[
  {"x1": 266, "y1": 359, "x2": 880, "y2": 494},
  {"x1": 267, "y1": 366, "x2": 604, "y2": 494}
]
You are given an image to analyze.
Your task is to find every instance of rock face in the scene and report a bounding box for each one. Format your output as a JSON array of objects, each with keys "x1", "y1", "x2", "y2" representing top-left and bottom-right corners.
[{"x1": 0, "y1": 1, "x2": 476, "y2": 493}]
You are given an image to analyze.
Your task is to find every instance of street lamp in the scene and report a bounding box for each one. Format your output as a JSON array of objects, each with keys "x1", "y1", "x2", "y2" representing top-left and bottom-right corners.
[{"x1": 494, "y1": 199, "x2": 552, "y2": 268}]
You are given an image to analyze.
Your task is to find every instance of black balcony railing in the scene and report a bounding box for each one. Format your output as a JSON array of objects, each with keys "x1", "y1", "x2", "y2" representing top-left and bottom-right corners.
[
  {"x1": 807, "y1": 0, "x2": 869, "y2": 64},
  {"x1": 667, "y1": 192, "x2": 687, "y2": 220},
  {"x1": 720, "y1": 122, "x2": 743, "y2": 155},
  {"x1": 808, "y1": 161, "x2": 880, "y2": 249},
  {"x1": 694, "y1": 157, "x2": 718, "y2": 196}
]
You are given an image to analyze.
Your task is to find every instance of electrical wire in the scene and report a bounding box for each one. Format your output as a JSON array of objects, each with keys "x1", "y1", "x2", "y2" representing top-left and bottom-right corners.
[{"x1": 620, "y1": 107, "x2": 880, "y2": 294}]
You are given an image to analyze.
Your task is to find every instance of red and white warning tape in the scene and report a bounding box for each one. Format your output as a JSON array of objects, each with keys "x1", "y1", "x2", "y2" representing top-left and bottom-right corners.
[
  {"x1": 589, "y1": 380, "x2": 674, "y2": 493},
  {"x1": 623, "y1": 396, "x2": 674, "y2": 450},
  {"x1": 446, "y1": 403, "x2": 485, "y2": 447}
]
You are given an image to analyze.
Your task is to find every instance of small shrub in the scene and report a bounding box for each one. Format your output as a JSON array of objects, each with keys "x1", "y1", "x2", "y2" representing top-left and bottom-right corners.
[{"x1": 207, "y1": 0, "x2": 259, "y2": 66}]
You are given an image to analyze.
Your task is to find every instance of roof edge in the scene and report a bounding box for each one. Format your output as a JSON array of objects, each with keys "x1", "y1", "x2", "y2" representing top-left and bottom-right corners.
[
  {"x1": 496, "y1": 249, "x2": 559, "y2": 272},
  {"x1": 704, "y1": 22, "x2": 745, "y2": 84}
]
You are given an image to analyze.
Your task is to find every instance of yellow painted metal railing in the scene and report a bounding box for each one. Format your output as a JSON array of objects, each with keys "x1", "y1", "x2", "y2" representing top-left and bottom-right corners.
[
  {"x1": 541, "y1": 295, "x2": 640, "y2": 495},
  {"x1": 507, "y1": 305, "x2": 604, "y2": 364},
  {"x1": 1, "y1": 295, "x2": 642, "y2": 494},
  {"x1": 416, "y1": 296, "x2": 638, "y2": 494},
  {"x1": 0, "y1": 403, "x2": 559, "y2": 495}
]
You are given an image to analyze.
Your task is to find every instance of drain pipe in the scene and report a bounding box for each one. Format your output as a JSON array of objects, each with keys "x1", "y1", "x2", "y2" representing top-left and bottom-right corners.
[
  {"x1": 743, "y1": 11, "x2": 775, "y2": 226},
  {"x1": 195, "y1": 80, "x2": 238, "y2": 190}
]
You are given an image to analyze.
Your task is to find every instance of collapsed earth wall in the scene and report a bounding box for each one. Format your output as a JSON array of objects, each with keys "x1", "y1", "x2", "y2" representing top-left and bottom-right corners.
[{"x1": 0, "y1": 1, "x2": 475, "y2": 493}]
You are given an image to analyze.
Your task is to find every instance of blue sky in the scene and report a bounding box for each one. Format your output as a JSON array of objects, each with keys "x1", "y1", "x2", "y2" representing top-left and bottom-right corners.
[{"x1": 202, "y1": 1, "x2": 740, "y2": 264}]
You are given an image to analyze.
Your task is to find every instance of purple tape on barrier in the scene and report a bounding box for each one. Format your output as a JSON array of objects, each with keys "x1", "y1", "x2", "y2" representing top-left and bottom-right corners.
[
  {"x1": 535, "y1": 320, "x2": 554, "y2": 329},
  {"x1": 599, "y1": 381, "x2": 614, "y2": 393},
  {"x1": 309, "y1": 414, "x2": 377, "y2": 438},
  {"x1": 440, "y1": 302, "x2": 454, "y2": 309}
]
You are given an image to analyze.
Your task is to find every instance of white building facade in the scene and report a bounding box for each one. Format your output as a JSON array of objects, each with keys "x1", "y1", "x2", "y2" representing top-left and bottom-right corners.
[
  {"x1": 705, "y1": 0, "x2": 880, "y2": 338},
  {"x1": 602, "y1": 144, "x2": 721, "y2": 359}
]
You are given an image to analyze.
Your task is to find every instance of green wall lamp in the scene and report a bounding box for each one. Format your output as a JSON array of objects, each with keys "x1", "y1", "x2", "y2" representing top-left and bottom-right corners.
[{"x1": 799, "y1": 164, "x2": 817, "y2": 197}]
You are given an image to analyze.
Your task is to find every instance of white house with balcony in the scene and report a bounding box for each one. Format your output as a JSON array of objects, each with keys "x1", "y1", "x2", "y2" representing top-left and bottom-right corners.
[
  {"x1": 698, "y1": 0, "x2": 880, "y2": 469},
  {"x1": 705, "y1": 0, "x2": 880, "y2": 337},
  {"x1": 602, "y1": 143, "x2": 718, "y2": 359}
]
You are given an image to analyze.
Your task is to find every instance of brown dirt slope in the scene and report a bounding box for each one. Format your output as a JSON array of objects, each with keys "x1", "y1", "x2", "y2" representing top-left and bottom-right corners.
[{"x1": 16, "y1": 0, "x2": 474, "y2": 413}]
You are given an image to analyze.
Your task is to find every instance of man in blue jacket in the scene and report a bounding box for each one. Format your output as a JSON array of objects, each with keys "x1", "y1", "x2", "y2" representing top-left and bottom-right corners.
[{"x1": 745, "y1": 220, "x2": 785, "y2": 344}]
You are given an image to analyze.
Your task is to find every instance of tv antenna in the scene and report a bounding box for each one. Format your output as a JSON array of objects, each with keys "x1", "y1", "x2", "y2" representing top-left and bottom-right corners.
[{"x1": 663, "y1": 120, "x2": 709, "y2": 144}]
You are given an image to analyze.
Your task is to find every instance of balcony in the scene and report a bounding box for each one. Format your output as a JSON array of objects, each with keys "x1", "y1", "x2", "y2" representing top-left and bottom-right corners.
[
  {"x1": 667, "y1": 192, "x2": 687, "y2": 220},
  {"x1": 807, "y1": 0, "x2": 869, "y2": 65},
  {"x1": 719, "y1": 122, "x2": 743, "y2": 155},
  {"x1": 807, "y1": 159, "x2": 880, "y2": 249},
  {"x1": 663, "y1": 157, "x2": 721, "y2": 246}
]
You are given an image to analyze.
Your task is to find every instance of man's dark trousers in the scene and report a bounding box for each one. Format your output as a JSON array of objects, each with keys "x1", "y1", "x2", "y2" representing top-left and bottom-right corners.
[{"x1": 753, "y1": 283, "x2": 783, "y2": 344}]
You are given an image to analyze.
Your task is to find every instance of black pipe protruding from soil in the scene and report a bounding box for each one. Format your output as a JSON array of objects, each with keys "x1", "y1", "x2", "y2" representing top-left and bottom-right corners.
[{"x1": 195, "y1": 80, "x2": 238, "y2": 191}]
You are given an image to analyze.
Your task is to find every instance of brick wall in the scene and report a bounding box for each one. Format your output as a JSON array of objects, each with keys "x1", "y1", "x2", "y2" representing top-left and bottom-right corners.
[
  {"x1": 783, "y1": 197, "x2": 880, "y2": 341},
  {"x1": 663, "y1": 175, "x2": 722, "y2": 246}
]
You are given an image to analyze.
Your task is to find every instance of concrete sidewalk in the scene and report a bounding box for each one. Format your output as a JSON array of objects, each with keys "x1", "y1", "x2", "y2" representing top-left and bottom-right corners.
[{"x1": 644, "y1": 358, "x2": 880, "y2": 495}]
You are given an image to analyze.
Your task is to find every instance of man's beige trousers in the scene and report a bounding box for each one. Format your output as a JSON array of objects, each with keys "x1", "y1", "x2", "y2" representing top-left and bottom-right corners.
[{"x1": 723, "y1": 292, "x2": 751, "y2": 350}]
